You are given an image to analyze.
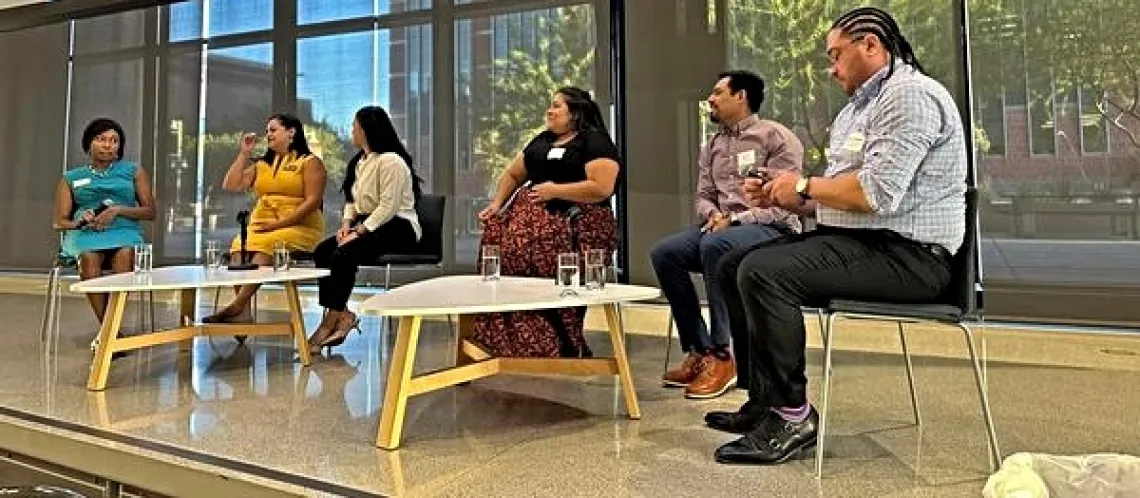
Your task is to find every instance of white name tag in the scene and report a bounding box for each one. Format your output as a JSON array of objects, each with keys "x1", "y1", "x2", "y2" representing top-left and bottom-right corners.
[
  {"x1": 736, "y1": 149, "x2": 756, "y2": 168},
  {"x1": 547, "y1": 147, "x2": 566, "y2": 159},
  {"x1": 72, "y1": 178, "x2": 91, "y2": 188},
  {"x1": 843, "y1": 132, "x2": 866, "y2": 152}
]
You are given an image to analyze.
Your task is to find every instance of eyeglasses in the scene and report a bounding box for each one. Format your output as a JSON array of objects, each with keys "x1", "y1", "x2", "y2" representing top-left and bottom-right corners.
[{"x1": 826, "y1": 35, "x2": 867, "y2": 65}]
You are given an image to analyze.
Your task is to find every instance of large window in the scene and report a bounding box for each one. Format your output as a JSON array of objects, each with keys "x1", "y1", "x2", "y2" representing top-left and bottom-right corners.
[
  {"x1": 67, "y1": 60, "x2": 146, "y2": 169},
  {"x1": 159, "y1": 48, "x2": 204, "y2": 263},
  {"x1": 296, "y1": 24, "x2": 434, "y2": 235},
  {"x1": 970, "y1": 0, "x2": 1140, "y2": 289},
  {"x1": 727, "y1": 1, "x2": 960, "y2": 173},
  {"x1": 453, "y1": 4, "x2": 598, "y2": 267},
  {"x1": 46, "y1": 0, "x2": 600, "y2": 272},
  {"x1": 298, "y1": 0, "x2": 430, "y2": 25}
]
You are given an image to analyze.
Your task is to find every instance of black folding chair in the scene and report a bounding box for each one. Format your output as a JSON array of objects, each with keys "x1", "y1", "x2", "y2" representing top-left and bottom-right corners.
[{"x1": 815, "y1": 187, "x2": 1000, "y2": 477}]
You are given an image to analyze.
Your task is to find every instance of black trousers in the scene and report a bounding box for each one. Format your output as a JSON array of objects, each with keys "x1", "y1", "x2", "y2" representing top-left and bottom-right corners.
[
  {"x1": 714, "y1": 225, "x2": 953, "y2": 408},
  {"x1": 314, "y1": 216, "x2": 418, "y2": 311}
]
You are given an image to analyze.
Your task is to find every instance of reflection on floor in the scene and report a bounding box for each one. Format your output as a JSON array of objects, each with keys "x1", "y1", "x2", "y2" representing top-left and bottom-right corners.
[{"x1": 1, "y1": 289, "x2": 1138, "y2": 496}]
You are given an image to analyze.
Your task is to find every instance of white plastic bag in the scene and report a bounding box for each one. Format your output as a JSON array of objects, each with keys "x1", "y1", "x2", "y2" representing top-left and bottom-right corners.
[{"x1": 984, "y1": 452, "x2": 1140, "y2": 498}]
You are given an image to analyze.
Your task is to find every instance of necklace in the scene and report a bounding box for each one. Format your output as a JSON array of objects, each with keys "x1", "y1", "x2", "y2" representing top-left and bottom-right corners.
[{"x1": 89, "y1": 162, "x2": 114, "y2": 178}]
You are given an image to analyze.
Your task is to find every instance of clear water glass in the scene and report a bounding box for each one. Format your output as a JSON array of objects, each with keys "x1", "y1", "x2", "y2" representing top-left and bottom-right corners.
[
  {"x1": 205, "y1": 240, "x2": 222, "y2": 270},
  {"x1": 481, "y1": 245, "x2": 501, "y2": 281},
  {"x1": 273, "y1": 241, "x2": 291, "y2": 272},
  {"x1": 556, "y1": 252, "x2": 580, "y2": 297},
  {"x1": 133, "y1": 243, "x2": 152, "y2": 274},
  {"x1": 583, "y1": 248, "x2": 607, "y2": 291}
]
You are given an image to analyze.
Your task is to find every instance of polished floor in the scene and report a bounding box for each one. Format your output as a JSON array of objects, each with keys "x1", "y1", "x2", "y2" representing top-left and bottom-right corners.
[{"x1": 1, "y1": 285, "x2": 1139, "y2": 497}]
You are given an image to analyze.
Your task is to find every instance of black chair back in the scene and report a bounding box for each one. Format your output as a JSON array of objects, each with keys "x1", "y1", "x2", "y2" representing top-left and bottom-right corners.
[
  {"x1": 413, "y1": 194, "x2": 446, "y2": 263},
  {"x1": 945, "y1": 187, "x2": 979, "y2": 316}
]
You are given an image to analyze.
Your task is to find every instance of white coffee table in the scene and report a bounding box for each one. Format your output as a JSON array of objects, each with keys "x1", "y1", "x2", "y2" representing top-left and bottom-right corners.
[
  {"x1": 359, "y1": 275, "x2": 660, "y2": 449},
  {"x1": 71, "y1": 264, "x2": 329, "y2": 391}
]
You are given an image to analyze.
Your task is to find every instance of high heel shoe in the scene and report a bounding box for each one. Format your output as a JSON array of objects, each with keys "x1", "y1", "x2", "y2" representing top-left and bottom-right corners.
[
  {"x1": 307, "y1": 311, "x2": 339, "y2": 349},
  {"x1": 318, "y1": 312, "x2": 361, "y2": 352}
]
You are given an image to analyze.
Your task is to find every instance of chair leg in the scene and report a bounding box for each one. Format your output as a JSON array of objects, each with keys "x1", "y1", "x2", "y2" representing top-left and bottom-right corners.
[
  {"x1": 897, "y1": 322, "x2": 922, "y2": 426},
  {"x1": 816, "y1": 309, "x2": 827, "y2": 345},
  {"x1": 662, "y1": 309, "x2": 674, "y2": 375},
  {"x1": 384, "y1": 264, "x2": 392, "y2": 290},
  {"x1": 958, "y1": 322, "x2": 1001, "y2": 471},
  {"x1": 816, "y1": 312, "x2": 840, "y2": 479},
  {"x1": 40, "y1": 267, "x2": 61, "y2": 344},
  {"x1": 148, "y1": 291, "x2": 156, "y2": 332},
  {"x1": 212, "y1": 287, "x2": 221, "y2": 312}
]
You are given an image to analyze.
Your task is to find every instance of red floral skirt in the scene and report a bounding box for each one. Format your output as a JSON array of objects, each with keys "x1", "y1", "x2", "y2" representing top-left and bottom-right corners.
[{"x1": 471, "y1": 197, "x2": 616, "y2": 357}]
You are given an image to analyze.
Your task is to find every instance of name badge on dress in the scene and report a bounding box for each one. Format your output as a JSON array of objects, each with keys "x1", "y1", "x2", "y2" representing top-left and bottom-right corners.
[
  {"x1": 72, "y1": 178, "x2": 91, "y2": 188},
  {"x1": 547, "y1": 147, "x2": 566, "y2": 160},
  {"x1": 843, "y1": 132, "x2": 866, "y2": 152}
]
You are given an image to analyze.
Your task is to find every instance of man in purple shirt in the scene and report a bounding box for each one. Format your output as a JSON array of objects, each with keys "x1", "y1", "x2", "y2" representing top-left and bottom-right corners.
[{"x1": 651, "y1": 70, "x2": 805, "y2": 399}]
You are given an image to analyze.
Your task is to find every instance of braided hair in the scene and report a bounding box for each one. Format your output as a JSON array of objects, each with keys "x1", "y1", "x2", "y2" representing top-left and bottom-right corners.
[{"x1": 831, "y1": 7, "x2": 924, "y2": 79}]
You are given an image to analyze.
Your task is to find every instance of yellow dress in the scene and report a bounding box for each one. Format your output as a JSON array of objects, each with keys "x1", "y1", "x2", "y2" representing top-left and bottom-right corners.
[{"x1": 230, "y1": 152, "x2": 325, "y2": 255}]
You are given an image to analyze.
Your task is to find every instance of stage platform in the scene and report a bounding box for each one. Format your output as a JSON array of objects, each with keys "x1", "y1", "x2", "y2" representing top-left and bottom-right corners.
[{"x1": 0, "y1": 283, "x2": 1137, "y2": 497}]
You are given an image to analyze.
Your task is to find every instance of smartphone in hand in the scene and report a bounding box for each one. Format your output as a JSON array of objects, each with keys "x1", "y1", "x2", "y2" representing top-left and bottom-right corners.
[{"x1": 743, "y1": 167, "x2": 772, "y2": 183}]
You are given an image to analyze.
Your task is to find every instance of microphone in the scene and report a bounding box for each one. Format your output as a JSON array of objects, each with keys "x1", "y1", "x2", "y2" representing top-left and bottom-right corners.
[
  {"x1": 228, "y1": 210, "x2": 258, "y2": 271},
  {"x1": 75, "y1": 199, "x2": 114, "y2": 229}
]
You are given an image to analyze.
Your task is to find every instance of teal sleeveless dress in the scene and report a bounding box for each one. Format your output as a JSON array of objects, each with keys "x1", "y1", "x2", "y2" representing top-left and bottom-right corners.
[{"x1": 61, "y1": 161, "x2": 146, "y2": 257}]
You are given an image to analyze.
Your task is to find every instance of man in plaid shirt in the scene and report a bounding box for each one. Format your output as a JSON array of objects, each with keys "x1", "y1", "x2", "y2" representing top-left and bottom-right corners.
[{"x1": 704, "y1": 7, "x2": 968, "y2": 466}]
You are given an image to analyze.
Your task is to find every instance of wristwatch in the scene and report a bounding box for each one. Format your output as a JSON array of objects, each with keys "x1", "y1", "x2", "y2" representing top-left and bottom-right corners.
[
  {"x1": 795, "y1": 177, "x2": 812, "y2": 201},
  {"x1": 728, "y1": 212, "x2": 742, "y2": 226}
]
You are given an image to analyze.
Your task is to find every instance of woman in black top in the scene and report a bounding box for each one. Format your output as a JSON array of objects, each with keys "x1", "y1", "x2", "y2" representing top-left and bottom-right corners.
[{"x1": 473, "y1": 87, "x2": 621, "y2": 357}]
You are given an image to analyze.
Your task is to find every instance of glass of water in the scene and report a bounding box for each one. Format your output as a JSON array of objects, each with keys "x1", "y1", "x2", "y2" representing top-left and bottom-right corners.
[
  {"x1": 204, "y1": 240, "x2": 222, "y2": 270},
  {"x1": 583, "y1": 248, "x2": 608, "y2": 291},
  {"x1": 481, "y1": 245, "x2": 501, "y2": 281},
  {"x1": 133, "y1": 243, "x2": 152, "y2": 274},
  {"x1": 556, "y1": 252, "x2": 580, "y2": 297},
  {"x1": 273, "y1": 241, "x2": 291, "y2": 272}
]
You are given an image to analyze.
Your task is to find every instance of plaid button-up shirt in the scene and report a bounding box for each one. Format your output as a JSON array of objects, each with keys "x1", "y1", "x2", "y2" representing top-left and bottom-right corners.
[{"x1": 816, "y1": 62, "x2": 967, "y2": 253}]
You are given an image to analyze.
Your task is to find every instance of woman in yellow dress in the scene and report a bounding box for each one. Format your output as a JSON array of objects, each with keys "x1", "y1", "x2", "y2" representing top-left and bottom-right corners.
[{"x1": 205, "y1": 113, "x2": 327, "y2": 323}]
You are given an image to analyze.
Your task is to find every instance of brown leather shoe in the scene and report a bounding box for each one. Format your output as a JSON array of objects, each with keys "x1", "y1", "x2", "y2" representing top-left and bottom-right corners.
[
  {"x1": 662, "y1": 352, "x2": 705, "y2": 387},
  {"x1": 685, "y1": 354, "x2": 737, "y2": 399}
]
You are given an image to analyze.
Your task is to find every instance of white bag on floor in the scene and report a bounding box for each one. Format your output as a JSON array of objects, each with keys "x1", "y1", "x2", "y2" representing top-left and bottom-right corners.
[{"x1": 983, "y1": 452, "x2": 1140, "y2": 498}]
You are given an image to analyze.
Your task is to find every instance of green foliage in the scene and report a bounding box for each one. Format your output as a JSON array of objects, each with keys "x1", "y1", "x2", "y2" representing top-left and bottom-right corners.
[
  {"x1": 471, "y1": 5, "x2": 596, "y2": 191},
  {"x1": 186, "y1": 121, "x2": 349, "y2": 184},
  {"x1": 1029, "y1": 0, "x2": 1140, "y2": 150},
  {"x1": 469, "y1": 0, "x2": 1138, "y2": 190},
  {"x1": 727, "y1": 0, "x2": 834, "y2": 174}
]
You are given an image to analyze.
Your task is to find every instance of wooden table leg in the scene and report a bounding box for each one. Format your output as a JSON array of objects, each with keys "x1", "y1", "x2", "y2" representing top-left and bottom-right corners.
[
  {"x1": 456, "y1": 314, "x2": 475, "y2": 366},
  {"x1": 284, "y1": 282, "x2": 312, "y2": 366},
  {"x1": 604, "y1": 303, "x2": 640, "y2": 419},
  {"x1": 87, "y1": 291, "x2": 128, "y2": 391},
  {"x1": 178, "y1": 288, "x2": 196, "y2": 352},
  {"x1": 377, "y1": 315, "x2": 423, "y2": 450}
]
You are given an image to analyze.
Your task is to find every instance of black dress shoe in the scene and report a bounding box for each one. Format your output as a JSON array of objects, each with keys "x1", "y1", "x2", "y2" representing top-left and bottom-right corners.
[
  {"x1": 704, "y1": 400, "x2": 770, "y2": 434},
  {"x1": 714, "y1": 406, "x2": 818, "y2": 465}
]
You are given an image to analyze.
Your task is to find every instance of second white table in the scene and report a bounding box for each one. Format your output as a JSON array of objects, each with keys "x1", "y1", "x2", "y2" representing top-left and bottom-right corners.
[{"x1": 71, "y1": 264, "x2": 329, "y2": 390}]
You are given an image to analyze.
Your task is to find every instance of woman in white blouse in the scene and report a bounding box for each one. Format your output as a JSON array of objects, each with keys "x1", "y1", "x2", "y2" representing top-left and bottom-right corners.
[{"x1": 309, "y1": 106, "x2": 423, "y2": 350}]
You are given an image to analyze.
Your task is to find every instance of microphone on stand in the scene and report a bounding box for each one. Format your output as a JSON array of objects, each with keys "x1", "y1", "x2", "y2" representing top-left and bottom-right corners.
[
  {"x1": 75, "y1": 199, "x2": 114, "y2": 229},
  {"x1": 228, "y1": 210, "x2": 258, "y2": 271}
]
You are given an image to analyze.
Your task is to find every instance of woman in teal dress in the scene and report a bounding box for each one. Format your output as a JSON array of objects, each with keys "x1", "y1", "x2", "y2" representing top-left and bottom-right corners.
[{"x1": 53, "y1": 118, "x2": 156, "y2": 325}]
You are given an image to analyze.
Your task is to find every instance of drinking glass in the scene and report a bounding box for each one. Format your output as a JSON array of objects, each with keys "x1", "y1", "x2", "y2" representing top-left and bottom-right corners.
[
  {"x1": 204, "y1": 240, "x2": 222, "y2": 270},
  {"x1": 481, "y1": 245, "x2": 501, "y2": 281},
  {"x1": 133, "y1": 243, "x2": 152, "y2": 274},
  {"x1": 556, "y1": 252, "x2": 580, "y2": 297},
  {"x1": 583, "y1": 248, "x2": 608, "y2": 291},
  {"x1": 273, "y1": 241, "x2": 291, "y2": 272}
]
